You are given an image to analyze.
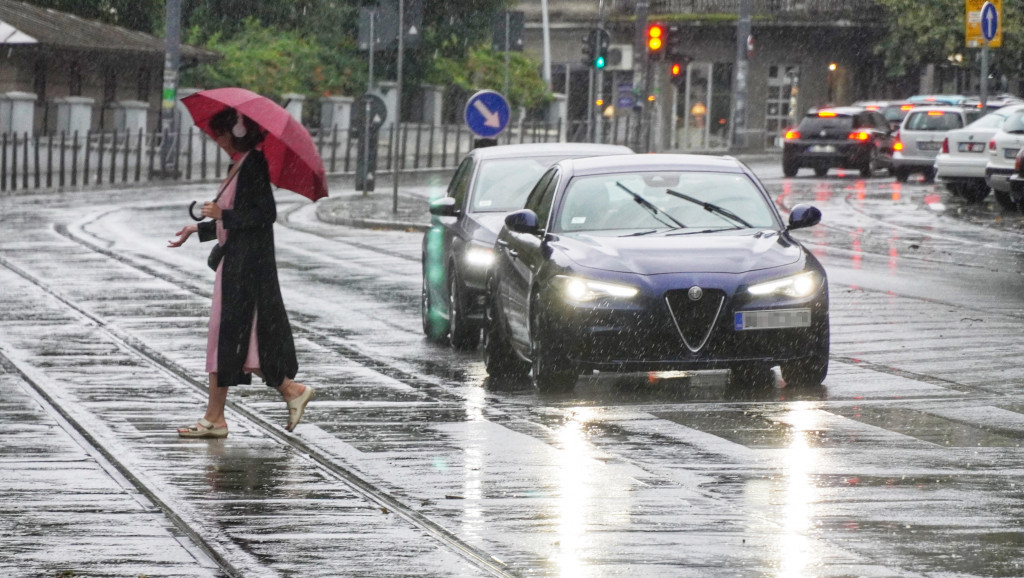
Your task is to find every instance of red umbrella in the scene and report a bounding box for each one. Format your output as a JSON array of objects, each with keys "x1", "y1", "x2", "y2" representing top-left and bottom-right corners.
[{"x1": 182, "y1": 87, "x2": 328, "y2": 202}]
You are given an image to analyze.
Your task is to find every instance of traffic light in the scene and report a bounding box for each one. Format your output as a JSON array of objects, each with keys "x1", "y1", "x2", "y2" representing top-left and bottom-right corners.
[
  {"x1": 669, "y1": 58, "x2": 691, "y2": 88},
  {"x1": 594, "y1": 29, "x2": 610, "y2": 69},
  {"x1": 647, "y1": 23, "x2": 665, "y2": 59},
  {"x1": 582, "y1": 28, "x2": 610, "y2": 69}
]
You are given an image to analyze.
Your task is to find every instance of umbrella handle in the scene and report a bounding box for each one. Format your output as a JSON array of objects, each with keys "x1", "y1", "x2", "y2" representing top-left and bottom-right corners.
[{"x1": 188, "y1": 201, "x2": 204, "y2": 222}]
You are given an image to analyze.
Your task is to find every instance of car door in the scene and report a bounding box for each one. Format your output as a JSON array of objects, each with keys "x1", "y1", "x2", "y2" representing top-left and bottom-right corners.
[
  {"x1": 445, "y1": 156, "x2": 475, "y2": 272},
  {"x1": 503, "y1": 168, "x2": 559, "y2": 348}
]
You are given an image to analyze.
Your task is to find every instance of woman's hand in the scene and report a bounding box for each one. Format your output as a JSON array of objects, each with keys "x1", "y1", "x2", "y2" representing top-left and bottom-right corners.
[
  {"x1": 202, "y1": 202, "x2": 223, "y2": 220},
  {"x1": 167, "y1": 225, "x2": 198, "y2": 248}
]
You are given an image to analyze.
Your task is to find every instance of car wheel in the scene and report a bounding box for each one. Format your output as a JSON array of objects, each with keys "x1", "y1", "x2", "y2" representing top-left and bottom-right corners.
[
  {"x1": 994, "y1": 189, "x2": 1020, "y2": 211},
  {"x1": 422, "y1": 271, "x2": 447, "y2": 341},
  {"x1": 894, "y1": 168, "x2": 910, "y2": 183},
  {"x1": 813, "y1": 167, "x2": 828, "y2": 177},
  {"x1": 529, "y1": 294, "x2": 577, "y2": 392},
  {"x1": 731, "y1": 363, "x2": 775, "y2": 388},
  {"x1": 783, "y1": 160, "x2": 799, "y2": 177},
  {"x1": 483, "y1": 278, "x2": 529, "y2": 377},
  {"x1": 448, "y1": 267, "x2": 480, "y2": 350},
  {"x1": 781, "y1": 324, "x2": 830, "y2": 388},
  {"x1": 922, "y1": 167, "x2": 937, "y2": 183},
  {"x1": 959, "y1": 182, "x2": 990, "y2": 204},
  {"x1": 859, "y1": 147, "x2": 878, "y2": 177},
  {"x1": 944, "y1": 182, "x2": 964, "y2": 197}
]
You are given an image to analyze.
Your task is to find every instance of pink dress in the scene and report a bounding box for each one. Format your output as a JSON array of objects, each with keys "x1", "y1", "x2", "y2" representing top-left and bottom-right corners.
[{"x1": 206, "y1": 153, "x2": 260, "y2": 374}]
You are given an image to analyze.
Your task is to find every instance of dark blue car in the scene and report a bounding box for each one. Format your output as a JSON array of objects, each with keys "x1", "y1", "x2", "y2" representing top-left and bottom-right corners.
[{"x1": 485, "y1": 154, "x2": 829, "y2": 391}]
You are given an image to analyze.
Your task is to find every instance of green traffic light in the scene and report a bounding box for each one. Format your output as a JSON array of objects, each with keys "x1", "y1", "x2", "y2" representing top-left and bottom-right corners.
[{"x1": 595, "y1": 56, "x2": 606, "y2": 69}]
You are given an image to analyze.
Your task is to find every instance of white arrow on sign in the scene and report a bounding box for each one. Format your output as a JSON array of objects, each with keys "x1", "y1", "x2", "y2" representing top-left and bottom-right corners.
[{"x1": 473, "y1": 100, "x2": 501, "y2": 128}]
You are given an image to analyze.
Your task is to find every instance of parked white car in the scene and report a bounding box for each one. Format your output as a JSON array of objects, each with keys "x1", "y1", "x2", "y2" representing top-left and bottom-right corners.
[
  {"x1": 892, "y1": 106, "x2": 971, "y2": 182},
  {"x1": 935, "y1": 104, "x2": 1024, "y2": 203},
  {"x1": 984, "y1": 108, "x2": 1024, "y2": 209}
]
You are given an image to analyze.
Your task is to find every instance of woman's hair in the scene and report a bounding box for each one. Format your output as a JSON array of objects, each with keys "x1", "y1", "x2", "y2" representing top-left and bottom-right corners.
[{"x1": 209, "y1": 107, "x2": 264, "y2": 152}]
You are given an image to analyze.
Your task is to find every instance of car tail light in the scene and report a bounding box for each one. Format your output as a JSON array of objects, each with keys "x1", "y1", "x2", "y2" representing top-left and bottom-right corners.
[
  {"x1": 1016, "y1": 148, "x2": 1024, "y2": 171},
  {"x1": 847, "y1": 131, "x2": 871, "y2": 141},
  {"x1": 900, "y1": 104, "x2": 914, "y2": 111},
  {"x1": 893, "y1": 131, "x2": 903, "y2": 151},
  {"x1": 927, "y1": 110, "x2": 945, "y2": 116},
  {"x1": 989, "y1": 139, "x2": 996, "y2": 151},
  {"x1": 784, "y1": 129, "x2": 800, "y2": 139},
  {"x1": 941, "y1": 137, "x2": 949, "y2": 154},
  {"x1": 818, "y1": 111, "x2": 837, "y2": 117}
]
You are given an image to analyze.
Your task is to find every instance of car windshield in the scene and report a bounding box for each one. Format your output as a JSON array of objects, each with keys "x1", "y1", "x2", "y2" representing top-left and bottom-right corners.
[
  {"x1": 999, "y1": 112, "x2": 1024, "y2": 134},
  {"x1": 903, "y1": 111, "x2": 963, "y2": 131},
  {"x1": 798, "y1": 116, "x2": 853, "y2": 132},
  {"x1": 967, "y1": 111, "x2": 1011, "y2": 129},
  {"x1": 554, "y1": 171, "x2": 777, "y2": 233},
  {"x1": 470, "y1": 156, "x2": 567, "y2": 213},
  {"x1": 883, "y1": 105, "x2": 912, "y2": 122}
]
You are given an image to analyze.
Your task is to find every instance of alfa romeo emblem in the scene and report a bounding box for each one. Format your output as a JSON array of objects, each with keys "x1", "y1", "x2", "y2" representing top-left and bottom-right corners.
[{"x1": 688, "y1": 286, "x2": 703, "y2": 301}]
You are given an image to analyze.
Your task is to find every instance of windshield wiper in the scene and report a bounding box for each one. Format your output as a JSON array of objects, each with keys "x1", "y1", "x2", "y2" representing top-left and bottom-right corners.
[
  {"x1": 615, "y1": 182, "x2": 687, "y2": 229},
  {"x1": 620, "y1": 228, "x2": 662, "y2": 237},
  {"x1": 665, "y1": 189, "x2": 753, "y2": 229},
  {"x1": 667, "y1": 226, "x2": 741, "y2": 236}
]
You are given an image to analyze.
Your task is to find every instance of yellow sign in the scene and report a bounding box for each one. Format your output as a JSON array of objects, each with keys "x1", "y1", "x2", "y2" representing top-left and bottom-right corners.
[{"x1": 966, "y1": 0, "x2": 1002, "y2": 48}]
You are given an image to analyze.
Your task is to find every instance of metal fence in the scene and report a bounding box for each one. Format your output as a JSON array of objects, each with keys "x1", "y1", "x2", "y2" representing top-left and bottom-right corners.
[
  {"x1": 0, "y1": 119, "x2": 595, "y2": 193},
  {"x1": 647, "y1": 0, "x2": 884, "y2": 20}
]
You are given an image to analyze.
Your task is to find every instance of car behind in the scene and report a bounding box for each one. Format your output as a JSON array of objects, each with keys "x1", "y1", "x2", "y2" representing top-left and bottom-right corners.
[
  {"x1": 935, "y1": 105, "x2": 1024, "y2": 203},
  {"x1": 782, "y1": 107, "x2": 894, "y2": 177},
  {"x1": 891, "y1": 106, "x2": 970, "y2": 182}
]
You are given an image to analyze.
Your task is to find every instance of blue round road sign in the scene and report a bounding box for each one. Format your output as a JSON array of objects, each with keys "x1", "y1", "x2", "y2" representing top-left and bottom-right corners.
[
  {"x1": 981, "y1": 2, "x2": 998, "y2": 42},
  {"x1": 464, "y1": 90, "x2": 510, "y2": 138}
]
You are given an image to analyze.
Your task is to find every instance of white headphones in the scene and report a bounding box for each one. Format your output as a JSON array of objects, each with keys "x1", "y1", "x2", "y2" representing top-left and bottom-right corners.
[{"x1": 231, "y1": 113, "x2": 247, "y2": 138}]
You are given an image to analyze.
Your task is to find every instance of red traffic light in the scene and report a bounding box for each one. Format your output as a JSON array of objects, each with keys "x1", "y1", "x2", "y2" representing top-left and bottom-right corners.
[
  {"x1": 647, "y1": 24, "x2": 664, "y2": 52},
  {"x1": 670, "y1": 62, "x2": 682, "y2": 76}
]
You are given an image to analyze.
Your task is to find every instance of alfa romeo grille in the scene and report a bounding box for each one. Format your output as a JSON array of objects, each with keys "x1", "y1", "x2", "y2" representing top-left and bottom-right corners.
[{"x1": 664, "y1": 289, "x2": 725, "y2": 353}]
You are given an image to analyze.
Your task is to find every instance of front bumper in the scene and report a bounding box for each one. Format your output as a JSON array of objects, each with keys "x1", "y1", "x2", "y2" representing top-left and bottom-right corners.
[{"x1": 539, "y1": 279, "x2": 829, "y2": 372}]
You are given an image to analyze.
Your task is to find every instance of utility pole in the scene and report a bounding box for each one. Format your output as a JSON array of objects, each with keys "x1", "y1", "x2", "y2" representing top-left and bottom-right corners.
[
  {"x1": 392, "y1": 0, "x2": 404, "y2": 213},
  {"x1": 160, "y1": 0, "x2": 181, "y2": 176},
  {"x1": 731, "y1": 0, "x2": 752, "y2": 151},
  {"x1": 634, "y1": 0, "x2": 648, "y2": 151},
  {"x1": 595, "y1": 0, "x2": 606, "y2": 144}
]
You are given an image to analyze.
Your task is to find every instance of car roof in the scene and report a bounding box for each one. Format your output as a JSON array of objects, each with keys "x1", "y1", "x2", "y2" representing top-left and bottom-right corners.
[
  {"x1": 467, "y1": 142, "x2": 634, "y2": 160},
  {"x1": 555, "y1": 153, "x2": 748, "y2": 177},
  {"x1": 904, "y1": 105, "x2": 964, "y2": 114},
  {"x1": 804, "y1": 106, "x2": 866, "y2": 117},
  {"x1": 907, "y1": 94, "x2": 965, "y2": 105}
]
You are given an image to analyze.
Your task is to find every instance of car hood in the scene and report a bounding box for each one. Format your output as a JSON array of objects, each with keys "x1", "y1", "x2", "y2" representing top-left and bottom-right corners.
[
  {"x1": 468, "y1": 213, "x2": 511, "y2": 244},
  {"x1": 554, "y1": 230, "x2": 803, "y2": 275}
]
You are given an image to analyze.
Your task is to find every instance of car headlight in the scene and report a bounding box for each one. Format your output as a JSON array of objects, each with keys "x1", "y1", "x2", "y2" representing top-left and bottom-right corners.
[
  {"x1": 558, "y1": 276, "x2": 638, "y2": 302},
  {"x1": 748, "y1": 271, "x2": 819, "y2": 298},
  {"x1": 465, "y1": 246, "x2": 495, "y2": 268}
]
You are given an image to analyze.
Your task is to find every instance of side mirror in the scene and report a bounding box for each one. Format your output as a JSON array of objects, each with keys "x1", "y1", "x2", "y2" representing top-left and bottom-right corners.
[
  {"x1": 429, "y1": 196, "x2": 459, "y2": 217},
  {"x1": 788, "y1": 204, "x2": 822, "y2": 230},
  {"x1": 505, "y1": 209, "x2": 541, "y2": 234}
]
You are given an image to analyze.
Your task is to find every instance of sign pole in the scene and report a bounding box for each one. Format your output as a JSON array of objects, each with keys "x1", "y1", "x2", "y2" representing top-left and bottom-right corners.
[
  {"x1": 392, "y1": 0, "x2": 404, "y2": 214},
  {"x1": 981, "y1": 42, "x2": 989, "y2": 115}
]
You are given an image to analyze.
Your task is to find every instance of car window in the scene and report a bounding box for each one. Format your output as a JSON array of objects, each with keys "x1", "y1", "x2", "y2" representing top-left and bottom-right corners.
[
  {"x1": 532, "y1": 170, "x2": 561, "y2": 231},
  {"x1": 449, "y1": 158, "x2": 474, "y2": 209},
  {"x1": 553, "y1": 171, "x2": 777, "y2": 233},
  {"x1": 967, "y1": 112, "x2": 1010, "y2": 129},
  {"x1": 872, "y1": 112, "x2": 891, "y2": 131},
  {"x1": 798, "y1": 115, "x2": 853, "y2": 132},
  {"x1": 903, "y1": 111, "x2": 964, "y2": 131},
  {"x1": 1000, "y1": 112, "x2": 1024, "y2": 134},
  {"x1": 470, "y1": 156, "x2": 571, "y2": 213}
]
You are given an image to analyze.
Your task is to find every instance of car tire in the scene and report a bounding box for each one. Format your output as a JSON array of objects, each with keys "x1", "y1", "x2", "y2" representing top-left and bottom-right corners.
[
  {"x1": 994, "y1": 189, "x2": 1020, "y2": 211},
  {"x1": 529, "y1": 294, "x2": 577, "y2": 392},
  {"x1": 731, "y1": 363, "x2": 775, "y2": 389},
  {"x1": 781, "y1": 324, "x2": 830, "y2": 388},
  {"x1": 944, "y1": 182, "x2": 964, "y2": 197},
  {"x1": 894, "y1": 168, "x2": 910, "y2": 183},
  {"x1": 859, "y1": 147, "x2": 878, "y2": 177},
  {"x1": 813, "y1": 167, "x2": 828, "y2": 177},
  {"x1": 783, "y1": 160, "x2": 799, "y2": 177},
  {"x1": 448, "y1": 267, "x2": 480, "y2": 350},
  {"x1": 959, "y1": 182, "x2": 990, "y2": 204},
  {"x1": 422, "y1": 271, "x2": 447, "y2": 342},
  {"x1": 483, "y1": 278, "x2": 529, "y2": 378},
  {"x1": 922, "y1": 167, "x2": 937, "y2": 183}
]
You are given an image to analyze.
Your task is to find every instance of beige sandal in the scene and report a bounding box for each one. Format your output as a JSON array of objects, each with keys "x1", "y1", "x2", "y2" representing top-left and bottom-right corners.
[
  {"x1": 177, "y1": 418, "x2": 228, "y2": 438},
  {"x1": 286, "y1": 386, "x2": 314, "y2": 432}
]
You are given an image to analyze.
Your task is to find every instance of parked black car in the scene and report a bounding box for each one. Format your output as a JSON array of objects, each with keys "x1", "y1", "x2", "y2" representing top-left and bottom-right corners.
[
  {"x1": 782, "y1": 107, "x2": 896, "y2": 177},
  {"x1": 422, "y1": 143, "x2": 633, "y2": 349},
  {"x1": 486, "y1": 154, "x2": 829, "y2": 391}
]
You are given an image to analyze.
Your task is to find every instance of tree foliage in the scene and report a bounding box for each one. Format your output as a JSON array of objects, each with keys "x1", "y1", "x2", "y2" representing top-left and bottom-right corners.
[
  {"x1": 431, "y1": 47, "x2": 551, "y2": 111},
  {"x1": 23, "y1": 0, "x2": 163, "y2": 33},
  {"x1": 874, "y1": 0, "x2": 1024, "y2": 84}
]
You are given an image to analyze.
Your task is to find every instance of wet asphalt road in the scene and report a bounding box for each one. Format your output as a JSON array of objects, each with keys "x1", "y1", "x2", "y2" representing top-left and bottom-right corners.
[{"x1": 2, "y1": 162, "x2": 1024, "y2": 577}]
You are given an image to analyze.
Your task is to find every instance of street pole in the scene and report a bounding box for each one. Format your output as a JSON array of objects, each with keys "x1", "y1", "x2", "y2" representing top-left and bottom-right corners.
[
  {"x1": 981, "y1": 42, "x2": 989, "y2": 116},
  {"x1": 731, "y1": 0, "x2": 752, "y2": 151},
  {"x1": 540, "y1": 0, "x2": 552, "y2": 88},
  {"x1": 503, "y1": 12, "x2": 511, "y2": 98},
  {"x1": 160, "y1": 0, "x2": 181, "y2": 177},
  {"x1": 634, "y1": 0, "x2": 648, "y2": 151},
  {"x1": 595, "y1": 0, "x2": 606, "y2": 144},
  {"x1": 392, "y1": 0, "x2": 404, "y2": 214}
]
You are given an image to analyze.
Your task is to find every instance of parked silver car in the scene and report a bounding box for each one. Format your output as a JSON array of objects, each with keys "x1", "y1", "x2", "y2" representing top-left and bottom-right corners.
[{"x1": 891, "y1": 106, "x2": 971, "y2": 182}]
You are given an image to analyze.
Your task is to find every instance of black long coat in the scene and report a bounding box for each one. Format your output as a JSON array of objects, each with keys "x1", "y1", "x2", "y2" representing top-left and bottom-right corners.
[{"x1": 197, "y1": 150, "x2": 298, "y2": 388}]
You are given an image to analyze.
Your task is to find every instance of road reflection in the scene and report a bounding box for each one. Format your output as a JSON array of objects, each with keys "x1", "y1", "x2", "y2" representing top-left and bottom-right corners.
[{"x1": 776, "y1": 402, "x2": 824, "y2": 577}]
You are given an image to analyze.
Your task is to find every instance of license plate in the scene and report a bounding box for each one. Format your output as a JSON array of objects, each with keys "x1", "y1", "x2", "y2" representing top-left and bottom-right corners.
[
  {"x1": 808, "y1": 145, "x2": 836, "y2": 153},
  {"x1": 735, "y1": 309, "x2": 812, "y2": 331},
  {"x1": 1005, "y1": 148, "x2": 1020, "y2": 159},
  {"x1": 918, "y1": 141, "x2": 941, "y2": 151},
  {"x1": 958, "y1": 142, "x2": 985, "y2": 153}
]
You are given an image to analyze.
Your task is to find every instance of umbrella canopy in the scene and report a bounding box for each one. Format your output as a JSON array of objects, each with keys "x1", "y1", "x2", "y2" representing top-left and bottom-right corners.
[{"x1": 182, "y1": 87, "x2": 328, "y2": 202}]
